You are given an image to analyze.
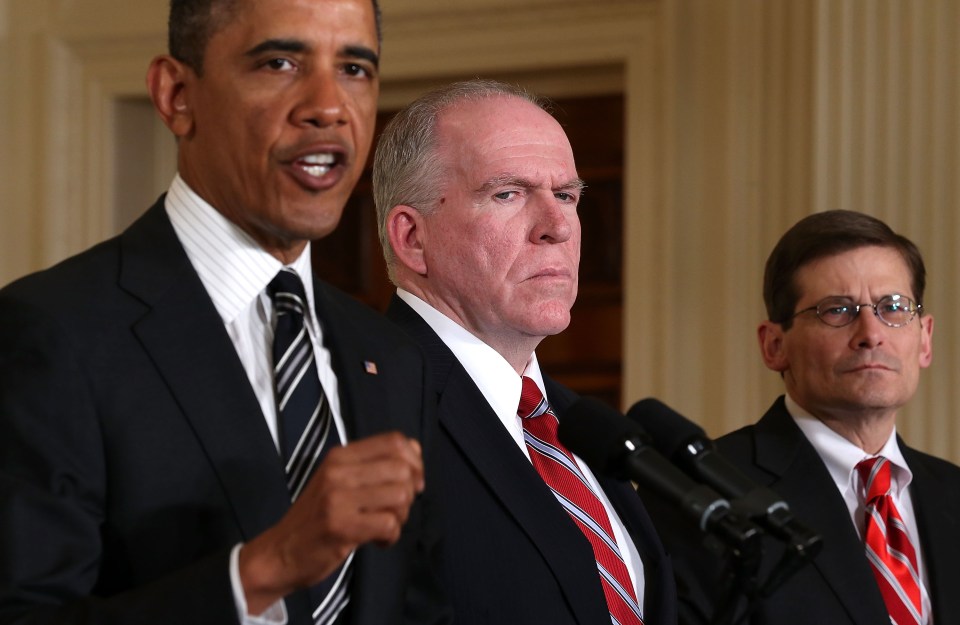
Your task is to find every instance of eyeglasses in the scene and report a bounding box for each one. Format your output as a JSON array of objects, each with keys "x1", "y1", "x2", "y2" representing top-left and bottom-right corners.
[{"x1": 791, "y1": 294, "x2": 922, "y2": 328}]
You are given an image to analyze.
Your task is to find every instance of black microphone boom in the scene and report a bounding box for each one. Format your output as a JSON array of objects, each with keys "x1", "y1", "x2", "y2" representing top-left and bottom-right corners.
[
  {"x1": 628, "y1": 397, "x2": 822, "y2": 560},
  {"x1": 557, "y1": 397, "x2": 761, "y2": 553}
]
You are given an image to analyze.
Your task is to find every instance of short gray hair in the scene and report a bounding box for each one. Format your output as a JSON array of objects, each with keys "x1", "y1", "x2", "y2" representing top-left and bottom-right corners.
[{"x1": 372, "y1": 79, "x2": 550, "y2": 280}]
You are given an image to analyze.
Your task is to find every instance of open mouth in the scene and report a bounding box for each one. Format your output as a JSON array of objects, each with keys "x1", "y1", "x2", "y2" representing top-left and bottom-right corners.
[{"x1": 296, "y1": 152, "x2": 341, "y2": 178}]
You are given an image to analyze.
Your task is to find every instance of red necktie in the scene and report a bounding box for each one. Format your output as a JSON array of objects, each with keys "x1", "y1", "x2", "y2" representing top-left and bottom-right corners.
[
  {"x1": 856, "y1": 456, "x2": 922, "y2": 625},
  {"x1": 518, "y1": 376, "x2": 644, "y2": 625}
]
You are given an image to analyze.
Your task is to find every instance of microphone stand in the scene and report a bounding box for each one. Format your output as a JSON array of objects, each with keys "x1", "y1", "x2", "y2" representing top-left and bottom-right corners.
[{"x1": 707, "y1": 513, "x2": 762, "y2": 625}]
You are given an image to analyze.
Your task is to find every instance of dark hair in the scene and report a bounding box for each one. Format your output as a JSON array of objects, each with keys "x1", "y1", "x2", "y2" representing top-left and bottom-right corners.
[
  {"x1": 763, "y1": 210, "x2": 926, "y2": 329},
  {"x1": 168, "y1": 0, "x2": 382, "y2": 75}
]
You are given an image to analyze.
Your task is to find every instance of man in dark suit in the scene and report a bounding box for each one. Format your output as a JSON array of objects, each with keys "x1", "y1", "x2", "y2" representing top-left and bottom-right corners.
[
  {"x1": 371, "y1": 79, "x2": 676, "y2": 625},
  {"x1": 644, "y1": 210, "x2": 960, "y2": 625},
  {"x1": 0, "y1": 1, "x2": 445, "y2": 624}
]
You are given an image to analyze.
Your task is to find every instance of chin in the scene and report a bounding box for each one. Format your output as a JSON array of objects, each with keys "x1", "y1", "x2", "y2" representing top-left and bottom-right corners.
[
  {"x1": 289, "y1": 208, "x2": 346, "y2": 240},
  {"x1": 537, "y1": 316, "x2": 573, "y2": 337}
]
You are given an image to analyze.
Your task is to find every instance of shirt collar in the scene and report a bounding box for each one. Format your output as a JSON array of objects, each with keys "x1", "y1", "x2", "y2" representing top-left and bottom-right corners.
[
  {"x1": 786, "y1": 393, "x2": 913, "y2": 497},
  {"x1": 397, "y1": 289, "x2": 543, "y2": 418},
  {"x1": 164, "y1": 174, "x2": 314, "y2": 323}
]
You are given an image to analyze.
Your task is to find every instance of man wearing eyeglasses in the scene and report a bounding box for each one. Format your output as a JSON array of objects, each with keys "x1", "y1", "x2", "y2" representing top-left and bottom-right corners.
[{"x1": 649, "y1": 209, "x2": 960, "y2": 625}]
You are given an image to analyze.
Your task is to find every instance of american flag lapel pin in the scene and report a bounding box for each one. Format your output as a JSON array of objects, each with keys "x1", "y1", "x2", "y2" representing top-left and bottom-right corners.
[{"x1": 363, "y1": 360, "x2": 378, "y2": 375}]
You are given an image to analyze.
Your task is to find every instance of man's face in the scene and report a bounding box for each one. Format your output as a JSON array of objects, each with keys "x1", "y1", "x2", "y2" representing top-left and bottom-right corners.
[
  {"x1": 419, "y1": 95, "x2": 582, "y2": 357},
  {"x1": 759, "y1": 245, "x2": 934, "y2": 422},
  {"x1": 174, "y1": 0, "x2": 379, "y2": 261}
]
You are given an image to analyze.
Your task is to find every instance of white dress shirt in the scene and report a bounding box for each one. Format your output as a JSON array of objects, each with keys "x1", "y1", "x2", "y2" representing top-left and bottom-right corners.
[
  {"x1": 166, "y1": 174, "x2": 348, "y2": 625},
  {"x1": 397, "y1": 288, "x2": 646, "y2": 609},
  {"x1": 787, "y1": 394, "x2": 931, "y2": 623}
]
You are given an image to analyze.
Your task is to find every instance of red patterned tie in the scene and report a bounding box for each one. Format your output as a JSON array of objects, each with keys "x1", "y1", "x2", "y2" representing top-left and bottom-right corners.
[
  {"x1": 518, "y1": 376, "x2": 644, "y2": 625},
  {"x1": 856, "y1": 456, "x2": 922, "y2": 625}
]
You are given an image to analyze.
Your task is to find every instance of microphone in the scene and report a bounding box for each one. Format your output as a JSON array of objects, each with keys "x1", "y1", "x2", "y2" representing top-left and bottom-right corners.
[
  {"x1": 628, "y1": 398, "x2": 822, "y2": 560},
  {"x1": 557, "y1": 397, "x2": 762, "y2": 553}
]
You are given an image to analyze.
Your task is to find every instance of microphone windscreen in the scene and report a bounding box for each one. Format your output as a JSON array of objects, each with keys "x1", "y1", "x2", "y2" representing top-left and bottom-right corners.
[
  {"x1": 627, "y1": 398, "x2": 706, "y2": 457},
  {"x1": 557, "y1": 397, "x2": 642, "y2": 476}
]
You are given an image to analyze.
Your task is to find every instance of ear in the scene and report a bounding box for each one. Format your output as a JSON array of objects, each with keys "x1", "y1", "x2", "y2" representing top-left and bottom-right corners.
[
  {"x1": 758, "y1": 320, "x2": 789, "y2": 372},
  {"x1": 386, "y1": 205, "x2": 427, "y2": 276},
  {"x1": 918, "y1": 313, "x2": 934, "y2": 368},
  {"x1": 146, "y1": 55, "x2": 194, "y2": 138}
]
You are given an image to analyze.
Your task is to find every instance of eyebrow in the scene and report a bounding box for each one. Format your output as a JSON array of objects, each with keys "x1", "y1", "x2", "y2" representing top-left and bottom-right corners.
[
  {"x1": 477, "y1": 175, "x2": 586, "y2": 194},
  {"x1": 244, "y1": 39, "x2": 380, "y2": 69},
  {"x1": 345, "y1": 45, "x2": 380, "y2": 69},
  {"x1": 245, "y1": 38, "x2": 307, "y2": 57}
]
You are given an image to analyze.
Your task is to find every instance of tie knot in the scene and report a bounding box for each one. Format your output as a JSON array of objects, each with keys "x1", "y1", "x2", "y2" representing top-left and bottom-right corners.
[
  {"x1": 857, "y1": 456, "x2": 892, "y2": 501},
  {"x1": 518, "y1": 376, "x2": 550, "y2": 419},
  {"x1": 269, "y1": 269, "x2": 307, "y2": 316}
]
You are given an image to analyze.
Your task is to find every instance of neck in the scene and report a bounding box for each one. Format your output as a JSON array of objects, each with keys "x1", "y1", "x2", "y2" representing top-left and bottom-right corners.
[
  {"x1": 399, "y1": 284, "x2": 543, "y2": 374},
  {"x1": 495, "y1": 344, "x2": 539, "y2": 376},
  {"x1": 812, "y1": 409, "x2": 897, "y2": 455}
]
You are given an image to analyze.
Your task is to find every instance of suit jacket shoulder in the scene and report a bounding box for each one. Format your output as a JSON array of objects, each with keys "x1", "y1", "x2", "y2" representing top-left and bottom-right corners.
[
  {"x1": 0, "y1": 199, "x2": 256, "y2": 623},
  {"x1": 647, "y1": 396, "x2": 957, "y2": 625},
  {"x1": 385, "y1": 295, "x2": 676, "y2": 625},
  {"x1": 0, "y1": 202, "x2": 445, "y2": 625}
]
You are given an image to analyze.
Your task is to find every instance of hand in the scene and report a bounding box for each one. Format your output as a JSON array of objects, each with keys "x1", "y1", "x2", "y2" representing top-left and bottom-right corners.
[{"x1": 239, "y1": 431, "x2": 424, "y2": 613}]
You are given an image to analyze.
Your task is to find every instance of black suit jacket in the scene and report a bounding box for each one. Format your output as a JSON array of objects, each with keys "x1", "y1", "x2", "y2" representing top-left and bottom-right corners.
[
  {"x1": 642, "y1": 396, "x2": 960, "y2": 625},
  {"x1": 386, "y1": 296, "x2": 677, "y2": 625},
  {"x1": 0, "y1": 200, "x2": 445, "y2": 625}
]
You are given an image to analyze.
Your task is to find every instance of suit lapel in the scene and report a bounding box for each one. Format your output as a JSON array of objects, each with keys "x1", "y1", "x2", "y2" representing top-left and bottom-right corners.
[
  {"x1": 321, "y1": 291, "x2": 433, "y2": 625},
  {"x1": 439, "y1": 369, "x2": 608, "y2": 623},
  {"x1": 387, "y1": 297, "x2": 609, "y2": 624},
  {"x1": 311, "y1": 281, "x2": 391, "y2": 442},
  {"x1": 118, "y1": 202, "x2": 290, "y2": 540},
  {"x1": 752, "y1": 401, "x2": 889, "y2": 625}
]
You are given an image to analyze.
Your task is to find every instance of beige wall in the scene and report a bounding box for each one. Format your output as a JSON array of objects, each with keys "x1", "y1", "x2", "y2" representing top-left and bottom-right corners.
[{"x1": 1, "y1": 0, "x2": 958, "y2": 462}]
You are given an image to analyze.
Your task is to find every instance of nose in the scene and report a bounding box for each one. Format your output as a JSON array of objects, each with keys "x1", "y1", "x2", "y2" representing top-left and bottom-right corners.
[
  {"x1": 529, "y1": 193, "x2": 576, "y2": 244},
  {"x1": 849, "y1": 305, "x2": 886, "y2": 349},
  {"x1": 292, "y1": 72, "x2": 347, "y2": 128}
]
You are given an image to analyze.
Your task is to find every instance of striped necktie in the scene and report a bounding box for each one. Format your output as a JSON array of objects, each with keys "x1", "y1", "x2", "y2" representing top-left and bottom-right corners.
[
  {"x1": 518, "y1": 376, "x2": 644, "y2": 625},
  {"x1": 856, "y1": 456, "x2": 923, "y2": 625},
  {"x1": 269, "y1": 269, "x2": 350, "y2": 624}
]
